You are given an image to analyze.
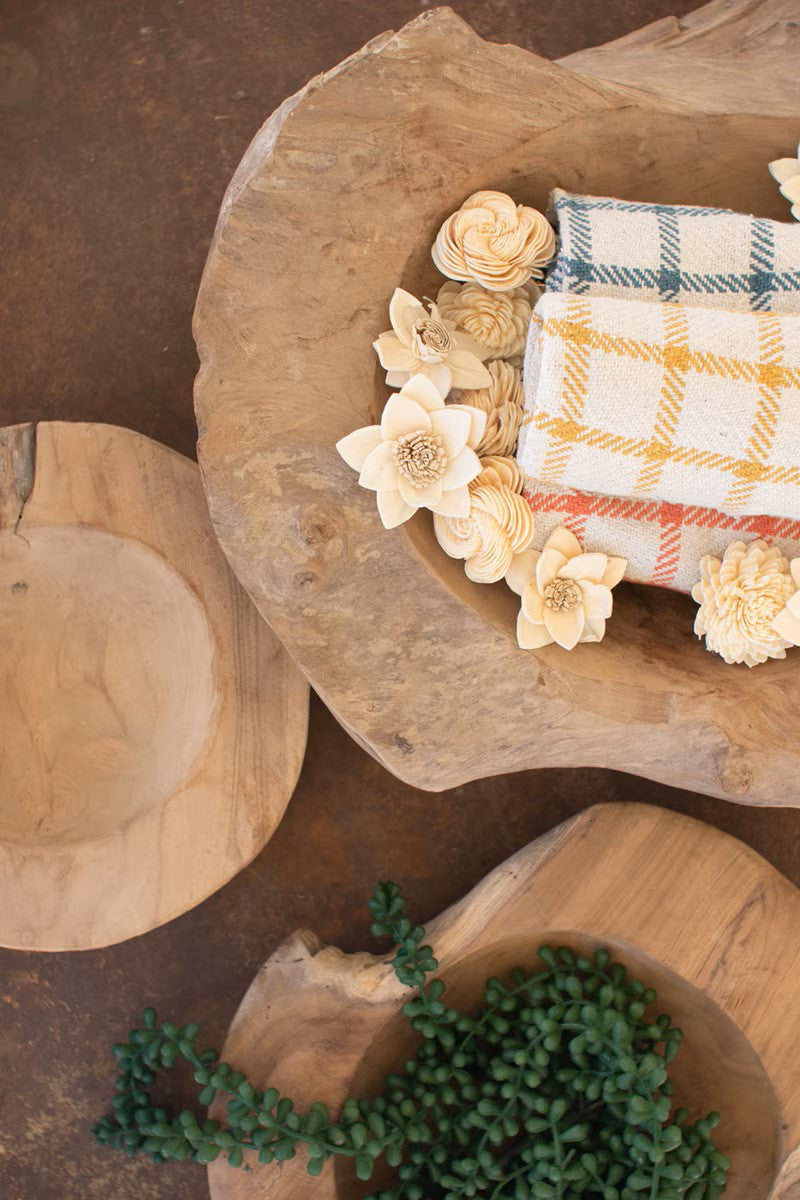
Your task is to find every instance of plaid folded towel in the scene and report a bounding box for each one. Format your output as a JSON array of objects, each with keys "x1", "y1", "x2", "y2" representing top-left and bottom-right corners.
[
  {"x1": 517, "y1": 292, "x2": 800, "y2": 520},
  {"x1": 524, "y1": 482, "x2": 800, "y2": 593},
  {"x1": 547, "y1": 189, "x2": 800, "y2": 312}
]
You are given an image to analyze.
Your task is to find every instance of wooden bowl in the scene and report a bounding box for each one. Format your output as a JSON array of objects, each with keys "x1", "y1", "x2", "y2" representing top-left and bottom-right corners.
[
  {"x1": 0, "y1": 422, "x2": 309, "y2": 950},
  {"x1": 193, "y1": 3, "x2": 800, "y2": 803},
  {"x1": 208, "y1": 803, "x2": 800, "y2": 1200}
]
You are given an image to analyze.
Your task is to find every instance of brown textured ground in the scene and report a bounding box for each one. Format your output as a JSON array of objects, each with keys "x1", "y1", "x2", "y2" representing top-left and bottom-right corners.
[{"x1": 2, "y1": 2, "x2": 799, "y2": 1199}]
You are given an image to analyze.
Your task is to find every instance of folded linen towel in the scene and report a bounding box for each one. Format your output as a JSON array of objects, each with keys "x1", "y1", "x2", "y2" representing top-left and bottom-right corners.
[
  {"x1": 547, "y1": 189, "x2": 800, "y2": 312},
  {"x1": 524, "y1": 481, "x2": 800, "y2": 593},
  {"x1": 517, "y1": 291, "x2": 800, "y2": 520}
]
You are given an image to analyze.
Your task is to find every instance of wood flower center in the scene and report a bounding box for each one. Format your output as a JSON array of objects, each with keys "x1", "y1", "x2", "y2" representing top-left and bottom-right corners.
[
  {"x1": 413, "y1": 315, "x2": 453, "y2": 363},
  {"x1": 543, "y1": 577, "x2": 582, "y2": 611},
  {"x1": 394, "y1": 430, "x2": 447, "y2": 488}
]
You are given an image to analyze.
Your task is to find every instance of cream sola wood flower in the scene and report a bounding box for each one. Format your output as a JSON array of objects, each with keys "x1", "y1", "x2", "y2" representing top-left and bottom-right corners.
[
  {"x1": 769, "y1": 142, "x2": 800, "y2": 220},
  {"x1": 436, "y1": 281, "x2": 535, "y2": 363},
  {"x1": 505, "y1": 527, "x2": 626, "y2": 650},
  {"x1": 336, "y1": 374, "x2": 487, "y2": 529},
  {"x1": 433, "y1": 455, "x2": 535, "y2": 584},
  {"x1": 373, "y1": 288, "x2": 492, "y2": 396},
  {"x1": 432, "y1": 191, "x2": 556, "y2": 292},
  {"x1": 692, "y1": 540, "x2": 800, "y2": 667},
  {"x1": 450, "y1": 360, "x2": 524, "y2": 458}
]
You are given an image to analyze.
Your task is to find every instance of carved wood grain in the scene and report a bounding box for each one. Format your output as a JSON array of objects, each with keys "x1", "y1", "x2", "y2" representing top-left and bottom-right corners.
[
  {"x1": 193, "y1": 3, "x2": 800, "y2": 800},
  {"x1": 0, "y1": 422, "x2": 309, "y2": 950}
]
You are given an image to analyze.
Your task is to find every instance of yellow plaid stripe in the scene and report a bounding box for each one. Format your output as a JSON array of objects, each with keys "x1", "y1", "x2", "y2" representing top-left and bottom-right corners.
[
  {"x1": 540, "y1": 316, "x2": 800, "y2": 391},
  {"x1": 633, "y1": 305, "x2": 689, "y2": 495},
  {"x1": 529, "y1": 410, "x2": 800, "y2": 489},
  {"x1": 538, "y1": 297, "x2": 591, "y2": 482},
  {"x1": 721, "y1": 312, "x2": 784, "y2": 511}
]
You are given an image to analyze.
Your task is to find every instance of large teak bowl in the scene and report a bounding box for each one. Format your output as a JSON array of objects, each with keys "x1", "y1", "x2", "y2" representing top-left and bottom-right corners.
[
  {"x1": 193, "y1": 2, "x2": 800, "y2": 802},
  {"x1": 208, "y1": 804, "x2": 800, "y2": 1200}
]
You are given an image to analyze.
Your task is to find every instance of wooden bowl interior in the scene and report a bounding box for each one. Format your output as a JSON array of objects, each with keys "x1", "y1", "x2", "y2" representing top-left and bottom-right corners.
[
  {"x1": 340, "y1": 931, "x2": 780, "y2": 1200},
  {"x1": 0, "y1": 524, "x2": 218, "y2": 844},
  {"x1": 377, "y1": 105, "x2": 796, "y2": 693}
]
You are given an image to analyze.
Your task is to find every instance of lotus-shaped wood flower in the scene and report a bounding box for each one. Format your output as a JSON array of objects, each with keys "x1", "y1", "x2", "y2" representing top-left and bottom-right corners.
[
  {"x1": 373, "y1": 288, "x2": 492, "y2": 397},
  {"x1": 432, "y1": 190, "x2": 556, "y2": 292},
  {"x1": 769, "y1": 142, "x2": 800, "y2": 220},
  {"x1": 336, "y1": 374, "x2": 487, "y2": 529},
  {"x1": 506, "y1": 526, "x2": 626, "y2": 650}
]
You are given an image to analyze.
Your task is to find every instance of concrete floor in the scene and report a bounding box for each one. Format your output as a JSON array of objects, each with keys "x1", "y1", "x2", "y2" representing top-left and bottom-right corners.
[{"x1": 3, "y1": 3, "x2": 799, "y2": 1200}]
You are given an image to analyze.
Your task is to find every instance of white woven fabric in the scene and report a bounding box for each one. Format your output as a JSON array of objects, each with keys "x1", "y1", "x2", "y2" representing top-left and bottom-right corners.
[
  {"x1": 518, "y1": 291, "x2": 800, "y2": 520},
  {"x1": 547, "y1": 188, "x2": 800, "y2": 312}
]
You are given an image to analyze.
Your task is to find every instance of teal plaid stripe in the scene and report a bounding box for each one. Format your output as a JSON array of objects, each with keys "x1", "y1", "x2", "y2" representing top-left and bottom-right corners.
[{"x1": 548, "y1": 192, "x2": 800, "y2": 311}]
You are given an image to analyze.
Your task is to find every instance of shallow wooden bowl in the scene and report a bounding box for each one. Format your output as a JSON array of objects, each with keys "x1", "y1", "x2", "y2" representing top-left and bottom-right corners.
[
  {"x1": 0, "y1": 422, "x2": 309, "y2": 950},
  {"x1": 208, "y1": 803, "x2": 800, "y2": 1200},
  {"x1": 194, "y1": 3, "x2": 800, "y2": 803}
]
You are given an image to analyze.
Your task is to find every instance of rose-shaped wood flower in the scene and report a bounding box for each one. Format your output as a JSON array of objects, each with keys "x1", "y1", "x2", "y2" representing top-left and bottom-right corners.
[
  {"x1": 451, "y1": 360, "x2": 524, "y2": 458},
  {"x1": 373, "y1": 288, "x2": 492, "y2": 396},
  {"x1": 433, "y1": 455, "x2": 534, "y2": 584},
  {"x1": 692, "y1": 539, "x2": 798, "y2": 666},
  {"x1": 506, "y1": 526, "x2": 626, "y2": 650},
  {"x1": 432, "y1": 190, "x2": 556, "y2": 292},
  {"x1": 336, "y1": 373, "x2": 486, "y2": 529},
  {"x1": 769, "y1": 141, "x2": 800, "y2": 221},
  {"x1": 436, "y1": 280, "x2": 535, "y2": 363}
]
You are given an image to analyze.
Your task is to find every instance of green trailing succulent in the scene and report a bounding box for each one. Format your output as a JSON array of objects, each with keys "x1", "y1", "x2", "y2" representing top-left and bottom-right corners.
[{"x1": 93, "y1": 882, "x2": 729, "y2": 1200}]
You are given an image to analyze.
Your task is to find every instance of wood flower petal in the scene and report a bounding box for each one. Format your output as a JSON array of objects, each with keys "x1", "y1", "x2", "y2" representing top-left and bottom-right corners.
[
  {"x1": 786, "y1": 589, "x2": 800, "y2": 620},
  {"x1": 418, "y1": 361, "x2": 452, "y2": 397},
  {"x1": 601, "y1": 556, "x2": 628, "y2": 589},
  {"x1": 772, "y1": 605, "x2": 800, "y2": 645},
  {"x1": 505, "y1": 548, "x2": 539, "y2": 596},
  {"x1": 373, "y1": 332, "x2": 417, "y2": 371},
  {"x1": 441, "y1": 446, "x2": 481, "y2": 490},
  {"x1": 517, "y1": 610, "x2": 553, "y2": 650},
  {"x1": 447, "y1": 348, "x2": 494, "y2": 391},
  {"x1": 536, "y1": 547, "x2": 567, "y2": 592},
  {"x1": 385, "y1": 368, "x2": 413, "y2": 388},
  {"x1": 580, "y1": 582, "x2": 613, "y2": 621},
  {"x1": 401, "y1": 373, "x2": 447, "y2": 412},
  {"x1": 389, "y1": 287, "x2": 426, "y2": 344},
  {"x1": 359, "y1": 441, "x2": 399, "y2": 491},
  {"x1": 452, "y1": 328, "x2": 492, "y2": 362},
  {"x1": 581, "y1": 618, "x2": 607, "y2": 643},
  {"x1": 544, "y1": 604, "x2": 585, "y2": 650},
  {"x1": 397, "y1": 474, "x2": 443, "y2": 509},
  {"x1": 791, "y1": 559, "x2": 800, "y2": 589},
  {"x1": 377, "y1": 489, "x2": 415, "y2": 529},
  {"x1": 769, "y1": 157, "x2": 800, "y2": 184},
  {"x1": 433, "y1": 484, "x2": 470, "y2": 518},
  {"x1": 558, "y1": 553, "x2": 609, "y2": 585},
  {"x1": 336, "y1": 425, "x2": 382, "y2": 472},
  {"x1": 544, "y1": 526, "x2": 582, "y2": 560},
  {"x1": 521, "y1": 581, "x2": 546, "y2": 624},
  {"x1": 381, "y1": 393, "x2": 432, "y2": 440},
  {"x1": 780, "y1": 176, "x2": 800, "y2": 204},
  {"x1": 429, "y1": 406, "x2": 471, "y2": 457}
]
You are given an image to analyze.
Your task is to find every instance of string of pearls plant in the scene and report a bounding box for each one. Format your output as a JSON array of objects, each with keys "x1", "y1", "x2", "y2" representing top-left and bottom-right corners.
[{"x1": 93, "y1": 881, "x2": 729, "y2": 1200}]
